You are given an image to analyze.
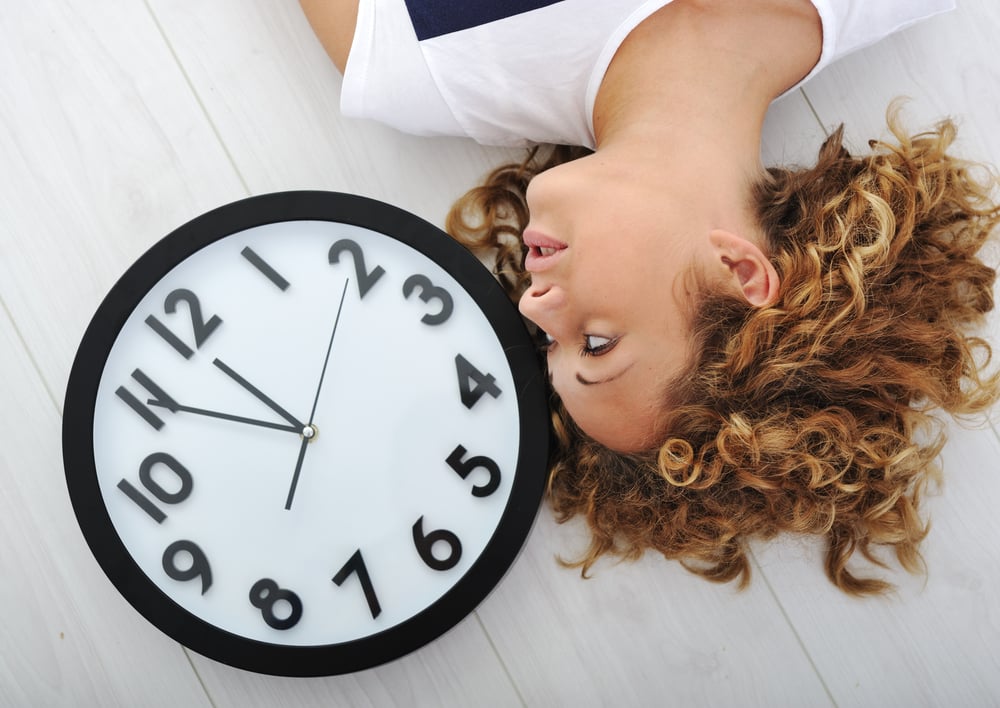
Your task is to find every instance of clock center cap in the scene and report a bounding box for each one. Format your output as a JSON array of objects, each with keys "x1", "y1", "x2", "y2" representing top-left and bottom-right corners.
[{"x1": 301, "y1": 424, "x2": 319, "y2": 442}]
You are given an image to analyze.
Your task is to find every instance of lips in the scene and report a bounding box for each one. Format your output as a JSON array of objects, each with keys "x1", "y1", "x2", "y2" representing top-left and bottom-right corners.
[{"x1": 523, "y1": 229, "x2": 567, "y2": 272}]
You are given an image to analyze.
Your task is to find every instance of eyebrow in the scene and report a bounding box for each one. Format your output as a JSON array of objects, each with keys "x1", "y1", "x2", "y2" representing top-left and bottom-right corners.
[{"x1": 576, "y1": 363, "x2": 633, "y2": 386}]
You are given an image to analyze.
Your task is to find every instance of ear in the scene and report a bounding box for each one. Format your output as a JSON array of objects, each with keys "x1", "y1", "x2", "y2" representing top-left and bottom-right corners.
[{"x1": 708, "y1": 229, "x2": 780, "y2": 307}]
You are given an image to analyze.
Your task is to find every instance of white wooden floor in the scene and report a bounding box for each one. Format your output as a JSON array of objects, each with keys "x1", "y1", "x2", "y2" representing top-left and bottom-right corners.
[{"x1": 2, "y1": 1, "x2": 999, "y2": 706}]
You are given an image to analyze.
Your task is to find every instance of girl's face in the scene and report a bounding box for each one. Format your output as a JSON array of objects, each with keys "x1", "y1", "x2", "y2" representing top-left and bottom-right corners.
[{"x1": 518, "y1": 154, "x2": 700, "y2": 452}]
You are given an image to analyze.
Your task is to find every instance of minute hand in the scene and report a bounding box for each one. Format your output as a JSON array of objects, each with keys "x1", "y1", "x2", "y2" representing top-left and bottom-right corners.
[
  {"x1": 212, "y1": 358, "x2": 305, "y2": 430},
  {"x1": 284, "y1": 278, "x2": 350, "y2": 510}
]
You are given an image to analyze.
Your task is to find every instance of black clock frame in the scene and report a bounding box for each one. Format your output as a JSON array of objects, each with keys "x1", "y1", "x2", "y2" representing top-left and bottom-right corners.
[{"x1": 62, "y1": 191, "x2": 550, "y2": 676}]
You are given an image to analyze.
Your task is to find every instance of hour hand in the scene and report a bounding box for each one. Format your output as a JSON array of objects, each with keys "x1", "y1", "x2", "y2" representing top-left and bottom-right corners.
[
  {"x1": 212, "y1": 358, "x2": 305, "y2": 430},
  {"x1": 131, "y1": 368, "x2": 300, "y2": 434}
]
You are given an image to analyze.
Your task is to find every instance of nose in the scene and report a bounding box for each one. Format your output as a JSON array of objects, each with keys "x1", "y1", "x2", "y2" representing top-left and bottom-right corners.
[{"x1": 518, "y1": 282, "x2": 569, "y2": 339}]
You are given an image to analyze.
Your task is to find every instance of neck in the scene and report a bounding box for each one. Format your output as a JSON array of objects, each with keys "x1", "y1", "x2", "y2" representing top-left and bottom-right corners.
[{"x1": 593, "y1": 0, "x2": 822, "y2": 185}]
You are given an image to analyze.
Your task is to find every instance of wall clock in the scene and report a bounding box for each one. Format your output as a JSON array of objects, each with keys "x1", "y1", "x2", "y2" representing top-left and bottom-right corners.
[{"x1": 62, "y1": 191, "x2": 549, "y2": 676}]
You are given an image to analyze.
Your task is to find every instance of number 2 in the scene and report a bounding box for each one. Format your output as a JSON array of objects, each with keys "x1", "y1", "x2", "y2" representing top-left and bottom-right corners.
[
  {"x1": 329, "y1": 239, "x2": 385, "y2": 297},
  {"x1": 145, "y1": 289, "x2": 222, "y2": 359}
]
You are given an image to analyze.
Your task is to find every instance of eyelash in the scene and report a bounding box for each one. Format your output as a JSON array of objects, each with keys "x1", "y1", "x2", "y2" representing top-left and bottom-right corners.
[
  {"x1": 580, "y1": 335, "x2": 618, "y2": 357},
  {"x1": 539, "y1": 333, "x2": 619, "y2": 357}
]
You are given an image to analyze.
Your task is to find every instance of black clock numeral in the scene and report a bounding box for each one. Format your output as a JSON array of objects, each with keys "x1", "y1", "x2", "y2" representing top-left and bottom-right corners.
[
  {"x1": 249, "y1": 578, "x2": 303, "y2": 630},
  {"x1": 115, "y1": 369, "x2": 178, "y2": 431},
  {"x1": 455, "y1": 354, "x2": 502, "y2": 409},
  {"x1": 145, "y1": 288, "x2": 222, "y2": 359},
  {"x1": 446, "y1": 445, "x2": 502, "y2": 498},
  {"x1": 332, "y1": 549, "x2": 382, "y2": 619},
  {"x1": 412, "y1": 516, "x2": 462, "y2": 571},
  {"x1": 402, "y1": 274, "x2": 454, "y2": 325},
  {"x1": 241, "y1": 246, "x2": 290, "y2": 291},
  {"x1": 117, "y1": 479, "x2": 166, "y2": 523},
  {"x1": 162, "y1": 540, "x2": 213, "y2": 594},
  {"x1": 329, "y1": 238, "x2": 385, "y2": 298},
  {"x1": 117, "y1": 452, "x2": 193, "y2": 523}
]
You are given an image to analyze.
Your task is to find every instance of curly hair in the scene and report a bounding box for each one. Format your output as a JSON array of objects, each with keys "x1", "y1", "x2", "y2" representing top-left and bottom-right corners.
[{"x1": 446, "y1": 113, "x2": 999, "y2": 595}]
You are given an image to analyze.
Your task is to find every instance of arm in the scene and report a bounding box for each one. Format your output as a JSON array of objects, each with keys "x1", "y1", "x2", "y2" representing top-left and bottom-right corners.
[{"x1": 299, "y1": 0, "x2": 359, "y2": 74}]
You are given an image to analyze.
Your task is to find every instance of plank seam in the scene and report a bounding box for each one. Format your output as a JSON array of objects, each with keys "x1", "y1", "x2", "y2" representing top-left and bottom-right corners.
[
  {"x1": 136, "y1": 1, "x2": 247, "y2": 701},
  {"x1": 0, "y1": 297, "x2": 62, "y2": 416},
  {"x1": 183, "y1": 647, "x2": 220, "y2": 708},
  {"x1": 474, "y1": 612, "x2": 528, "y2": 708},
  {"x1": 799, "y1": 87, "x2": 832, "y2": 138},
  {"x1": 141, "y1": 0, "x2": 252, "y2": 197},
  {"x1": 748, "y1": 549, "x2": 840, "y2": 708}
]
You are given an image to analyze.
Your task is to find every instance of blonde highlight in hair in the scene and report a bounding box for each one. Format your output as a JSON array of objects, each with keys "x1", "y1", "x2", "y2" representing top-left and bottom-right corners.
[{"x1": 446, "y1": 113, "x2": 999, "y2": 595}]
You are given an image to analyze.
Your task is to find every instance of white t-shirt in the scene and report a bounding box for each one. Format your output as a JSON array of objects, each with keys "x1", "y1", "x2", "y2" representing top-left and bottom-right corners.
[{"x1": 341, "y1": 0, "x2": 955, "y2": 148}]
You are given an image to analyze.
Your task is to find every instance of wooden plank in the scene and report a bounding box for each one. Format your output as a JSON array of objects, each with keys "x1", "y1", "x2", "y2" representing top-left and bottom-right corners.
[
  {"x1": 797, "y1": 0, "x2": 1000, "y2": 349},
  {"x1": 0, "y1": 304, "x2": 213, "y2": 706},
  {"x1": 186, "y1": 616, "x2": 523, "y2": 707},
  {"x1": 0, "y1": 0, "x2": 250, "y2": 396},
  {"x1": 756, "y1": 2, "x2": 1000, "y2": 703},
  {"x1": 144, "y1": 0, "x2": 523, "y2": 230},
  {"x1": 136, "y1": 0, "x2": 529, "y2": 702},
  {"x1": 762, "y1": 90, "x2": 831, "y2": 167},
  {"x1": 753, "y1": 421, "x2": 1000, "y2": 706},
  {"x1": 8, "y1": 0, "x2": 996, "y2": 703},
  {"x1": 0, "y1": 0, "x2": 247, "y2": 703},
  {"x1": 799, "y1": 1, "x2": 1000, "y2": 158},
  {"x1": 478, "y1": 510, "x2": 835, "y2": 706}
]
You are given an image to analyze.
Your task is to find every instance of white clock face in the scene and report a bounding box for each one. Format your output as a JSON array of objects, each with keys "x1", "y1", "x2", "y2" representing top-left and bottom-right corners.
[{"x1": 66, "y1": 195, "x2": 547, "y2": 674}]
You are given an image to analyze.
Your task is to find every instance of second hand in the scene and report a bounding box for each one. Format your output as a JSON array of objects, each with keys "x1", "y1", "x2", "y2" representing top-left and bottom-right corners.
[{"x1": 285, "y1": 278, "x2": 350, "y2": 510}]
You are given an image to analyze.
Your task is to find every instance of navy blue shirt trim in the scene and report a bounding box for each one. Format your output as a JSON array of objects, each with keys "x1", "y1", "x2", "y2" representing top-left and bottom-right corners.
[{"x1": 403, "y1": 0, "x2": 565, "y2": 40}]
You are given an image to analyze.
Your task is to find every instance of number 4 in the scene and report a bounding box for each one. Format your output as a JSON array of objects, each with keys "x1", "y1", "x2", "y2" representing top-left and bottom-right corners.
[{"x1": 454, "y1": 354, "x2": 501, "y2": 409}]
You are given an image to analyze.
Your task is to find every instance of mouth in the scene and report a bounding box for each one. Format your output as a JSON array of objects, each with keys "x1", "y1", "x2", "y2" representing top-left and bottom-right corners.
[{"x1": 523, "y1": 229, "x2": 567, "y2": 272}]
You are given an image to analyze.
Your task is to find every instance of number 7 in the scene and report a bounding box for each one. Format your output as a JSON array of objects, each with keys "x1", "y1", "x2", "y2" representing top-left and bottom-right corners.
[{"x1": 332, "y1": 549, "x2": 382, "y2": 619}]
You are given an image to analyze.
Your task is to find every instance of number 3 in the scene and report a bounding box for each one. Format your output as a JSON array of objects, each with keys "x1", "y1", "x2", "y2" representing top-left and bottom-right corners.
[{"x1": 402, "y1": 274, "x2": 454, "y2": 325}]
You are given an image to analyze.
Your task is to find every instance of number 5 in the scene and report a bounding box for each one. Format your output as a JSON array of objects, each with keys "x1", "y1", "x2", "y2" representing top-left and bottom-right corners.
[{"x1": 446, "y1": 444, "x2": 501, "y2": 497}]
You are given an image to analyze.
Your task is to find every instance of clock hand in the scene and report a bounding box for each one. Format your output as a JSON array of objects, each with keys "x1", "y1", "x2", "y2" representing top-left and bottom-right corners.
[
  {"x1": 146, "y1": 400, "x2": 301, "y2": 433},
  {"x1": 212, "y1": 358, "x2": 305, "y2": 430},
  {"x1": 284, "y1": 438, "x2": 311, "y2": 510},
  {"x1": 284, "y1": 278, "x2": 350, "y2": 510}
]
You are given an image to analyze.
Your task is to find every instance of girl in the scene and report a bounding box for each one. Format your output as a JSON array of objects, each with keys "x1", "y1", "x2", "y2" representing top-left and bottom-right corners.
[{"x1": 300, "y1": 0, "x2": 998, "y2": 593}]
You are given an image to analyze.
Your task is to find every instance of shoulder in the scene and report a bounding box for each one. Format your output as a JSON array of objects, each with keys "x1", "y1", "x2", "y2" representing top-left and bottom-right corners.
[{"x1": 299, "y1": 0, "x2": 359, "y2": 74}]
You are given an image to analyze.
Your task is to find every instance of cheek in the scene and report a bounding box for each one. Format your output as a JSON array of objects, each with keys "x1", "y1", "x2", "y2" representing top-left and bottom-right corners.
[
  {"x1": 545, "y1": 348, "x2": 576, "y2": 406},
  {"x1": 545, "y1": 349, "x2": 563, "y2": 390}
]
